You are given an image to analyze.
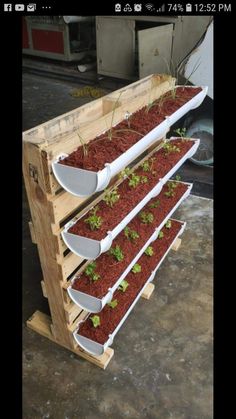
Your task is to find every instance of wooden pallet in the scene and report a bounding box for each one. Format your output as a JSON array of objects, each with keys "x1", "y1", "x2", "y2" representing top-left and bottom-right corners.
[{"x1": 23, "y1": 74, "x2": 178, "y2": 369}]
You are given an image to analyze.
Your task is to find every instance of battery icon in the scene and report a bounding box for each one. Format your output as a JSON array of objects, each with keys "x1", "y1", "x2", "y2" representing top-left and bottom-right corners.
[{"x1": 186, "y1": 3, "x2": 192, "y2": 12}]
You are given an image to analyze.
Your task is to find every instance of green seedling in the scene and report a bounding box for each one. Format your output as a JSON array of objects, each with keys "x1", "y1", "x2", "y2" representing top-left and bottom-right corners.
[
  {"x1": 128, "y1": 174, "x2": 147, "y2": 188},
  {"x1": 119, "y1": 167, "x2": 133, "y2": 180},
  {"x1": 158, "y1": 231, "x2": 164, "y2": 239},
  {"x1": 175, "y1": 174, "x2": 181, "y2": 181},
  {"x1": 174, "y1": 127, "x2": 187, "y2": 138},
  {"x1": 90, "y1": 315, "x2": 100, "y2": 328},
  {"x1": 145, "y1": 246, "x2": 154, "y2": 256},
  {"x1": 165, "y1": 220, "x2": 172, "y2": 229},
  {"x1": 76, "y1": 131, "x2": 88, "y2": 157},
  {"x1": 164, "y1": 181, "x2": 177, "y2": 198},
  {"x1": 109, "y1": 245, "x2": 124, "y2": 262},
  {"x1": 124, "y1": 227, "x2": 139, "y2": 241},
  {"x1": 103, "y1": 187, "x2": 120, "y2": 208},
  {"x1": 141, "y1": 160, "x2": 151, "y2": 172},
  {"x1": 139, "y1": 211, "x2": 154, "y2": 224},
  {"x1": 132, "y1": 263, "x2": 142, "y2": 274},
  {"x1": 149, "y1": 199, "x2": 160, "y2": 209},
  {"x1": 108, "y1": 299, "x2": 118, "y2": 309},
  {"x1": 162, "y1": 142, "x2": 180, "y2": 155},
  {"x1": 85, "y1": 262, "x2": 100, "y2": 282},
  {"x1": 84, "y1": 206, "x2": 103, "y2": 231},
  {"x1": 118, "y1": 280, "x2": 129, "y2": 292}
]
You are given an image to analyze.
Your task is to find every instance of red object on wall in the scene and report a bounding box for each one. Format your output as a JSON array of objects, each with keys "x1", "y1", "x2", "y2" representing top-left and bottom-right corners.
[
  {"x1": 32, "y1": 29, "x2": 64, "y2": 54},
  {"x1": 22, "y1": 17, "x2": 29, "y2": 49}
]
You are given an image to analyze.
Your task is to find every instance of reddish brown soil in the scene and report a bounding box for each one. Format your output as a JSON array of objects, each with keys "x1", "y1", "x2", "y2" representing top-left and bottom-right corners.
[
  {"x1": 78, "y1": 220, "x2": 183, "y2": 344},
  {"x1": 72, "y1": 181, "x2": 188, "y2": 298},
  {"x1": 69, "y1": 139, "x2": 193, "y2": 240},
  {"x1": 60, "y1": 87, "x2": 202, "y2": 171}
]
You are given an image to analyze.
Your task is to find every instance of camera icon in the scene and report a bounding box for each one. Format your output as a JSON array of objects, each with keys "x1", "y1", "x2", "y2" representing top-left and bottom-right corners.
[
  {"x1": 115, "y1": 3, "x2": 121, "y2": 12},
  {"x1": 134, "y1": 3, "x2": 142, "y2": 11}
]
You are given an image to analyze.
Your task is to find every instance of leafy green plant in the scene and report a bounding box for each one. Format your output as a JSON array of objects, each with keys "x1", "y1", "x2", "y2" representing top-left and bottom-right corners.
[
  {"x1": 149, "y1": 199, "x2": 160, "y2": 209},
  {"x1": 90, "y1": 315, "x2": 100, "y2": 328},
  {"x1": 124, "y1": 227, "x2": 139, "y2": 241},
  {"x1": 109, "y1": 245, "x2": 124, "y2": 262},
  {"x1": 162, "y1": 142, "x2": 180, "y2": 155},
  {"x1": 141, "y1": 160, "x2": 151, "y2": 172},
  {"x1": 145, "y1": 246, "x2": 154, "y2": 256},
  {"x1": 164, "y1": 181, "x2": 177, "y2": 197},
  {"x1": 119, "y1": 167, "x2": 133, "y2": 180},
  {"x1": 84, "y1": 206, "x2": 102, "y2": 231},
  {"x1": 175, "y1": 174, "x2": 181, "y2": 181},
  {"x1": 132, "y1": 263, "x2": 142, "y2": 274},
  {"x1": 128, "y1": 173, "x2": 148, "y2": 188},
  {"x1": 118, "y1": 280, "x2": 129, "y2": 292},
  {"x1": 174, "y1": 127, "x2": 187, "y2": 138},
  {"x1": 85, "y1": 262, "x2": 100, "y2": 282},
  {"x1": 165, "y1": 220, "x2": 172, "y2": 229},
  {"x1": 108, "y1": 299, "x2": 118, "y2": 309},
  {"x1": 139, "y1": 211, "x2": 154, "y2": 224},
  {"x1": 103, "y1": 186, "x2": 120, "y2": 208},
  {"x1": 158, "y1": 231, "x2": 164, "y2": 239}
]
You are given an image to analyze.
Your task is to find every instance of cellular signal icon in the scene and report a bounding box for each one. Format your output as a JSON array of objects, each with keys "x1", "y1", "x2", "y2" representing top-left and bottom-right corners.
[
  {"x1": 157, "y1": 4, "x2": 165, "y2": 12},
  {"x1": 145, "y1": 3, "x2": 155, "y2": 11}
]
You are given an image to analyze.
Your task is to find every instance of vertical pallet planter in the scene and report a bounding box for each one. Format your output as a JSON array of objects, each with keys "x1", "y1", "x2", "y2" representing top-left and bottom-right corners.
[{"x1": 23, "y1": 74, "x2": 177, "y2": 369}]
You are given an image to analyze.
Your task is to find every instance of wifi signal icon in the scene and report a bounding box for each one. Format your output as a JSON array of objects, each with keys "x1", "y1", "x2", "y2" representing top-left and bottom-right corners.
[{"x1": 145, "y1": 3, "x2": 155, "y2": 11}]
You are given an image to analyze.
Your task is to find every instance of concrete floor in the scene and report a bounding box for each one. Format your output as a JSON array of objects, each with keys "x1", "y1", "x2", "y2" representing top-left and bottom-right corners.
[{"x1": 23, "y1": 72, "x2": 213, "y2": 419}]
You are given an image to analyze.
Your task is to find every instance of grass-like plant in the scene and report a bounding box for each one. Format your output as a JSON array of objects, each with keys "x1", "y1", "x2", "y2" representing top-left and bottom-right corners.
[{"x1": 84, "y1": 206, "x2": 102, "y2": 230}]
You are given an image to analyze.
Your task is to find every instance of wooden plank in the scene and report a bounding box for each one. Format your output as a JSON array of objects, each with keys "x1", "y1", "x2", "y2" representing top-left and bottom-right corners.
[
  {"x1": 28, "y1": 221, "x2": 37, "y2": 244},
  {"x1": 171, "y1": 237, "x2": 182, "y2": 252},
  {"x1": 41, "y1": 281, "x2": 48, "y2": 298},
  {"x1": 64, "y1": 302, "x2": 83, "y2": 324},
  {"x1": 141, "y1": 283, "x2": 155, "y2": 300},
  {"x1": 27, "y1": 311, "x2": 114, "y2": 369},
  {"x1": 23, "y1": 142, "x2": 73, "y2": 348},
  {"x1": 67, "y1": 310, "x2": 88, "y2": 333},
  {"x1": 57, "y1": 252, "x2": 85, "y2": 281}
]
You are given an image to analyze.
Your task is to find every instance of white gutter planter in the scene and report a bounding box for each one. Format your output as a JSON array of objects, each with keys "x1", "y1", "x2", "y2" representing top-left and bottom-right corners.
[
  {"x1": 73, "y1": 220, "x2": 186, "y2": 356},
  {"x1": 67, "y1": 182, "x2": 192, "y2": 312},
  {"x1": 52, "y1": 86, "x2": 207, "y2": 197},
  {"x1": 61, "y1": 138, "x2": 199, "y2": 260}
]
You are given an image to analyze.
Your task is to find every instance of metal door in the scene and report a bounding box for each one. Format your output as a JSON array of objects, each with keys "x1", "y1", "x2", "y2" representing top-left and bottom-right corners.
[
  {"x1": 96, "y1": 17, "x2": 135, "y2": 79},
  {"x1": 138, "y1": 24, "x2": 174, "y2": 78}
]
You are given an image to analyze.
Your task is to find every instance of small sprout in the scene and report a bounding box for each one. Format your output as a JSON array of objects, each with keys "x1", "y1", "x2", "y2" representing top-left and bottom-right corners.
[
  {"x1": 175, "y1": 174, "x2": 181, "y2": 181},
  {"x1": 141, "y1": 160, "x2": 150, "y2": 172},
  {"x1": 174, "y1": 127, "x2": 187, "y2": 138},
  {"x1": 85, "y1": 262, "x2": 100, "y2": 282},
  {"x1": 158, "y1": 231, "x2": 164, "y2": 239},
  {"x1": 141, "y1": 176, "x2": 148, "y2": 184},
  {"x1": 90, "y1": 315, "x2": 100, "y2": 328},
  {"x1": 162, "y1": 142, "x2": 180, "y2": 155},
  {"x1": 108, "y1": 299, "x2": 118, "y2": 309},
  {"x1": 119, "y1": 167, "x2": 133, "y2": 180},
  {"x1": 165, "y1": 220, "x2": 172, "y2": 229},
  {"x1": 149, "y1": 199, "x2": 160, "y2": 209},
  {"x1": 124, "y1": 227, "x2": 139, "y2": 241},
  {"x1": 109, "y1": 245, "x2": 124, "y2": 262},
  {"x1": 84, "y1": 206, "x2": 102, "y2": 231},
  {"x1": 140, "y1": 211, "x2": 154, "y2": 224},
  {"x1": 129, "y1": 173, "x2": 141, "y2": 188},
  {"x1": 103, "y1": 186, "x2": 120, "y2": 208},
  {"x1": 164, "y1": 181, "x2": 177, "y2": 198},
  {"x1": 132, "y1": 263, "x2": 142, "y2": 274},
  {"x1": 118, "y1": 280, "x2": 129, "y2": 292},
  {"x1": 145, "y1": 246, "x2": 154, "y2": 256}
]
